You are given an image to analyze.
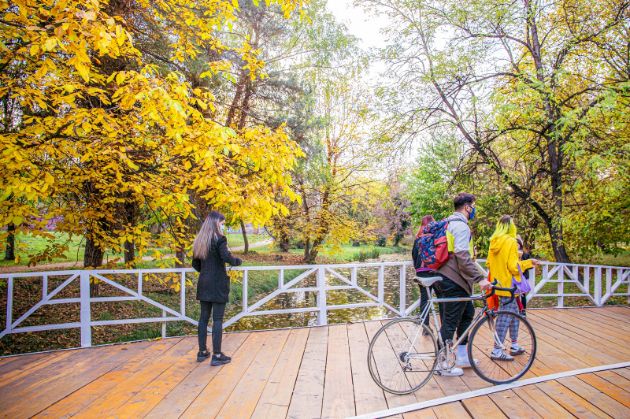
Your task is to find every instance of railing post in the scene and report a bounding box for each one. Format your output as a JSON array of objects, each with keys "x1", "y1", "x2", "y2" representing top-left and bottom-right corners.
[
  {"x1": 558, "y1": 266, "x2": 564, "y2": 308},
  {"x1": 180, "y1": 271, "x2": 186, "y2": 317},
  {"x1": 161, "y1": 309, "x2": 167, "y2": 338},
  {"x1": 594, "y1": 267, "x2": 602, "y2": 306},
  {"x1": 605, "y1": 268, "x2": 612, "y2": 304},
  {"x1": 242, "y1": 269, "x2": 249, "y2": 312},
  {"x1": 6, "y1": 277, "x2": 13, "y2": 333},
  {"x1": 351, "y1": 266, "x2": 357, "y2": 286},
  {"x1": 42, "y1": 275, "x2": 48, "y2": 299},
  {"x1": 138, "y1": 272, "x2": 143, "y2": 295},
  {"x1": 80, "y1": 271, "x2": 92, "y2": 348},
  {"x1": 317, "y1": 267, "x2": 327, "y2": 326},
  {"x1": 527, "y1": 266, "x2": 536, "y2": 302},
  {"x1": 584, "y1": 267, "x2": 590, "y2": 301},
  {"x1": 278, "y1": 268, "x2": 284, "y2": 289},
  {"x1": 399, "y1": 265, "x2": 406, "y2": 316},
  {"x1": 378, "y1": 265, "x2": 384, "y2": 304}
]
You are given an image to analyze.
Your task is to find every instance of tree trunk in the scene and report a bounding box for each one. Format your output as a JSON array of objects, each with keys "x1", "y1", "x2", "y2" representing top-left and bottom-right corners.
[
  {"x1": 175, "y1": 248, "x2": 185, "y2": 268},
  {"x1": 84, "y1": 236, "x2": 104, "y2": 267},
  {"x1": 124, "y1": 241, "x2": 135, "y2": 265},
  {"x1": 5, "y1": 223, "x2": 15, "y2": 261},
  {"x1": 278, "y1": 230, "x2": 290, "y2": 252},
  {"x1": 123, "y1": 200, "x2": 137, "y2": 266},
  {"x1": 84, "y1": 236, "x2": 104, "y2": 296},
  {"x1": 240, "y1": 220, "x2": 249, "y2": 254},
  {"x1": 548, "y1": 219, "x2": 571, "y2": 263}
]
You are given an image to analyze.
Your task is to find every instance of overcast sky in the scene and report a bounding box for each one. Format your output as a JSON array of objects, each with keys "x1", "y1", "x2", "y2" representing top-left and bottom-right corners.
[{"x1": 325, "y1": 0, "x2": 388, "y2": 50}]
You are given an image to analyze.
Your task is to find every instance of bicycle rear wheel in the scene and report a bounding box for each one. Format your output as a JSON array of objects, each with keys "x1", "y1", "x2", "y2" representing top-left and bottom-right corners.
[
  {"x1": 468, "y1": 310, "x2": 536, "y2": 384},
  {"x1": 367, "y1": 318, "x2": 437, "y2": 395}
]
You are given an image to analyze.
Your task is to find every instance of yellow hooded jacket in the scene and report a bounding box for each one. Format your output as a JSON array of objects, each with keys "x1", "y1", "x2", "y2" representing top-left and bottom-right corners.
[{"x1": 486, "y1": 235, "x2": 533, "y2": 297}]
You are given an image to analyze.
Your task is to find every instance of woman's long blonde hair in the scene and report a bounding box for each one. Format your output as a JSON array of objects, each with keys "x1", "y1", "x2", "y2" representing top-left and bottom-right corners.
[
  {"x1": 490, "y1": 215, "x2": 517, "y2": 241},
  {"x1": 193, "y1": 211, "x2": 225, "y2": 259}
]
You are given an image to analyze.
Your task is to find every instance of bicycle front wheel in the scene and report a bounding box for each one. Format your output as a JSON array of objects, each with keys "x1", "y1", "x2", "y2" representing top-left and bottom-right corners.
[
  {"x1": 367, "y1": 318, "x2": 438, "y2": 395},
  {"x1": 468, "y1": 310, "x2": 536, "y2": 384}
]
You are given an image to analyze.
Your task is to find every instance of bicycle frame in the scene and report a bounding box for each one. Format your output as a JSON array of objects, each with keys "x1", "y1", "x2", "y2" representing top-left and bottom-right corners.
[{"x1": 417, "y1": 289, "x2": 495, "y2": 350}]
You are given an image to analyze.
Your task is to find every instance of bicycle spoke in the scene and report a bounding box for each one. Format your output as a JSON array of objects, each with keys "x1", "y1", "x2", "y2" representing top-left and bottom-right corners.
[
  {"x1": 468, "y1": 311, "x2": 536, "y2": 384},
  {"x1": 367, "y1": 318, "x2": 437, "y2": 394}
]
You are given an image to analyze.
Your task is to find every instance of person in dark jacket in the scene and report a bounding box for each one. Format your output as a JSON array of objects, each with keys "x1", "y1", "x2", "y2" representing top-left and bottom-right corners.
[{"x1": 192, "y1": 211, "x2": 242, "y2": 366}]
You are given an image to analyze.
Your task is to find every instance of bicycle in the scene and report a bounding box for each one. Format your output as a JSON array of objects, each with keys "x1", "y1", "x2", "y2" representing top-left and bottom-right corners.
[{"x1": 367, "y1": 276, "x2": 537, "y2": 394}]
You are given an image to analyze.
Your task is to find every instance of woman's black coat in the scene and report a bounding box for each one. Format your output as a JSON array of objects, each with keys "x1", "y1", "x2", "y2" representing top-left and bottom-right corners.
[{"x1": 192, "y1": 235, "x2": 242, "y2": 303}]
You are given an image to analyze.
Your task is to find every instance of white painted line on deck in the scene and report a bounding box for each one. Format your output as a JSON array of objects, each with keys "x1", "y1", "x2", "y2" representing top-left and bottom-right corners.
[{"x1": 350, "y1": 361, "x2": 630, "y2": 419}]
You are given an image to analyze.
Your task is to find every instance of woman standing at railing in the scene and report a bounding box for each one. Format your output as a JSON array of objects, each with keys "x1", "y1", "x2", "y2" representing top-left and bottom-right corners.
[
  {"x1": 192, "y1": 211, "x2": 242, "y2": 366},
  {"x1": 486, "y1": 215, "x2": 538, "y2": 361}
]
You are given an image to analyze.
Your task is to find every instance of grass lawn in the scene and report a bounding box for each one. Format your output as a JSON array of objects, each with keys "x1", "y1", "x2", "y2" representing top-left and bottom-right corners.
[
  {"x1": 0, "y1": 232, "x2": 271, "y2": 268},
  {"x1": 255, "y1": 243, "x2": 408, "y2": 262}
]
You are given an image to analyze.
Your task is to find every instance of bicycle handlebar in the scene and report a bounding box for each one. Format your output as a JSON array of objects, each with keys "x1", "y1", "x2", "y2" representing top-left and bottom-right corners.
[{"x1": 484, "y1": 280, "x2": 518, "y2": 305}]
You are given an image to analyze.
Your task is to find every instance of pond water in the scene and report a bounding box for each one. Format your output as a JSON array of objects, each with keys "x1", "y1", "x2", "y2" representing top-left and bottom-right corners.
[{"x1": 224, "y1": 263, "x2": 421, "y2": 332}]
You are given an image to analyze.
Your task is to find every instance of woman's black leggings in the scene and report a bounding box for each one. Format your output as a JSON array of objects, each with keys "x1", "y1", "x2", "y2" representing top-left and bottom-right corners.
[{"x1": 198, "y1": 301, "x2": 226, "y2": 353}]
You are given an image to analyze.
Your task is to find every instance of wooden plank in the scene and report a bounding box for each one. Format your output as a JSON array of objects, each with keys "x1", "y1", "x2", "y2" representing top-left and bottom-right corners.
[
  {"x1": 432, "y1": 402, "x2": 472, "y2": 418},
  {"x1": 145, "y1": 333, "x2": 249, "y2": 418},
  {"x1": 392, "y1": 320, "x2": 444, "y2": 401},
  {"x1": 461, "y1": 396, "x2": 507, "y2": 419},
  {"x1": 73, "y1": 338, "x2": 195, "y2": 418},
  {"x1": 536, "y1": 380, "x2": 610, "y2": 418},
  {"x1": 286, "y1": 326, "x2": 328, "y2": 419},
  {"x1": 116, "y1": 335, "x2": 248, "y2": 417},
  {"x1": 582, "y1": 308, "x2": 630, "y2": 330},
  {"x1": 516, "y1": 384, "x2": 575, "y2": 417},
  {"x1": 251, "y1": 328, "x2": 310, "y2": 419},
  {"x1": 529, "y1": 313, "x2": 630, "y2": 361},
  {"x1": 181, "y1": 331, "x2": 270, "y2": 418},
  {"x1": 321, "y1": 324, "x2": 355, "y2": 418},
  {"x1": 579, "y1": 373, "x2": 630, "y2": 408},
  {"x1": 362, "y1": 320, "x2": 417, "y2": 409},
  {"x1": 346, "y1": 322, "x2": 388, "y2": 416},
  {"x1": 6, "y1": 340, "x2": 160, "y2": 419},
  {"x1": 488, "y1": 390, "x2": 543, "y2": 418},
  {"x1": 216, "y1": 330, "x2": 291, "y2": 418},
  {"x1": 403, "y1": 408, "x2": 438, "y2": 419},
  {"x1": 0, "y1": 352, "x2": 54, "y2": 375},
  {"x1": 612, "y1": 368, "x2": 630, "y2": 381},
  {"x1": 543, "y1": 309, "x2": 630, "y2": 343},
  {"x1": 595, "y1": 369, "x2": 630, "y2": 391},
  {"x1": 558, "y1": 375, "x2": 630, "y2": 418},
  {"x1": 526, "y1": 316, "x2": 621, "y2": 366},
  {"x1": 0, "y1": 351, "x2": 75, "y2": 389},
  {"x1": 532, "y1": 310, "x2": 630, "y2": 350},
  {"x1": 34, "y1": 339, "x2": 177, "y2": 418}
]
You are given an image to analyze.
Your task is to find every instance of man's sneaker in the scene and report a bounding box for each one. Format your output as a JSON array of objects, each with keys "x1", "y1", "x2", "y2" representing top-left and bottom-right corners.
[
  {"x1": 211, "y1": 352, "x2": 232, "y2": 366},
  {"x1": 436, "y1": 366, "x2": 464, "y2": 377},
  {"x1": 510, "y1": 344, "x2": 526, "y2": 356},
  {"x1": 435, "y1": 361, "x2": 464, "y2": 377},
  {"x1": 490, "y1": 348, "x2": 514, "y2": 361},
  {"x1": 455, "y1": 357, "x2": 479, "y2": 369},
  {"x1": 196, "y1": 350, "x2": 210, "y2": 362}
]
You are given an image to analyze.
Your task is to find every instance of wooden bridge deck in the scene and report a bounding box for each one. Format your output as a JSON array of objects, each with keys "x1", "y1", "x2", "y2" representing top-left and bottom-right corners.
[{"x1": 0, "y1": 307, "x2": 629, "y2": 418}]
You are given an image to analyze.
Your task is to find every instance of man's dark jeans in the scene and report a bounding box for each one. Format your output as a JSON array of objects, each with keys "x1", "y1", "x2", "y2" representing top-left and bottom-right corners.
[{"x1": 433, "y1": 276, "x2": 474, "y2": 347}]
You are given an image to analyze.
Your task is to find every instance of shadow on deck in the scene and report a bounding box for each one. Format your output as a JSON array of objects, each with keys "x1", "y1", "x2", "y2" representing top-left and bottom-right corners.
[{"x1": 0, "y1": 307, "x2": 629, "y2": 418}]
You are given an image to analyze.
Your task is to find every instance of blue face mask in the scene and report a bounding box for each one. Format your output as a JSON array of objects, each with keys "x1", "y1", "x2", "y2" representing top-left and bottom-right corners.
[{"x1": 468, "y1": 206, "x2": 476, "y2": 220}]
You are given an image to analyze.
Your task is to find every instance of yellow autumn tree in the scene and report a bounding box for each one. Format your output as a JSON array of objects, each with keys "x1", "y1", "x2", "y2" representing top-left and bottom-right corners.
[{"x1": 0, "y1": 0, "x2": 306, "y2": 267}]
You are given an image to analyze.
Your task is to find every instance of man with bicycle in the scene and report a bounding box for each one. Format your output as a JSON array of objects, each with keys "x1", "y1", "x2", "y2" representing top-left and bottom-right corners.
[{"x1": 433, "y1": 192, "x2": 491, "y2": 376}]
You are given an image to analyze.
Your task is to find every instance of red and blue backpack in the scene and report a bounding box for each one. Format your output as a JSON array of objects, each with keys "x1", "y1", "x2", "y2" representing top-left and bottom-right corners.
[{"x1": 414, "y1": 219, "x2": 461, "y2": 271}]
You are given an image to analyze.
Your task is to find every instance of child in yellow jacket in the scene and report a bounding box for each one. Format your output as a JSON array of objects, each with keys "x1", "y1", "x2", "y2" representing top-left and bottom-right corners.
[{"x1": 486, "y1": 215, "x2": 538, "y2": 360}]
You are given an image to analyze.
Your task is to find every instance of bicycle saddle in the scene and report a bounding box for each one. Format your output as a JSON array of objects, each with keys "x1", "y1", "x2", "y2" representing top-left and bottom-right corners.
[{"x1": 414, "y1": 276, "x2": 443, "y2": 287}]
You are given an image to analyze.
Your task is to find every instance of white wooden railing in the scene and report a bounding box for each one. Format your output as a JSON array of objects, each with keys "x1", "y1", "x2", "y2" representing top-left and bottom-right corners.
[{"x1": 0, "y1": 261, "x2": 628, "y2": 349}]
